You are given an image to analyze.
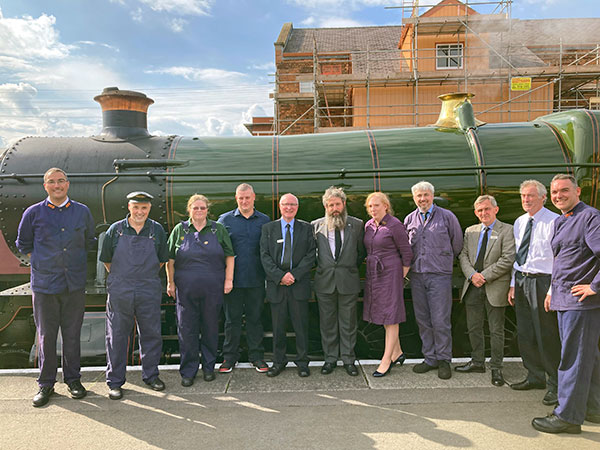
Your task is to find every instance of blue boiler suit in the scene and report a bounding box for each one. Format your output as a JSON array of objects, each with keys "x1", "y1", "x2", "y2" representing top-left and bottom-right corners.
[
  {"x1": 104, "y1": 220, "x2": 165, "y2": 388},
  {"x1": 175, "y1": 221, "x2": 226, "y2": 377},
  {"x1": 551, "y1": 201, "x2": 600, "y2": 425}
]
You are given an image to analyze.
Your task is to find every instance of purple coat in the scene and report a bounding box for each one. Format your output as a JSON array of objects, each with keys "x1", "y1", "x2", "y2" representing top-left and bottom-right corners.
[
  {"x1": 551, "y1": 201, "x2": 600, "y2": 311},
  {"x1": 363, "y1": 214, "x2": 413, "y2": 325},
  {"x1": 404, "y1": 205, "x2": 463, "y2": 274}
]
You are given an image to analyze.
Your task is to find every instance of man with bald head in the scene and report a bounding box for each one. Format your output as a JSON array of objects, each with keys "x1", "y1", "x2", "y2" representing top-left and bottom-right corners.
[{"x1": 260, "y1": 193, "x2": 316, "y2": 377}]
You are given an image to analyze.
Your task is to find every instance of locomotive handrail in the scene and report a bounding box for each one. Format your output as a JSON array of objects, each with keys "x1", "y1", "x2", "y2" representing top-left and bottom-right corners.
[
  {"x1": 1, "y1": 162, "x2": 600, "y2": 180},
  {"x1": 113, "y1": 159, "x2": 189, "y2": 169}
]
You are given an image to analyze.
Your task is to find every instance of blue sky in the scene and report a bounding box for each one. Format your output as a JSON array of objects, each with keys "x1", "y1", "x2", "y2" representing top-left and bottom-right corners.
[{"x1": 0, "y1": 0, "x2": 598, "y2": 146}]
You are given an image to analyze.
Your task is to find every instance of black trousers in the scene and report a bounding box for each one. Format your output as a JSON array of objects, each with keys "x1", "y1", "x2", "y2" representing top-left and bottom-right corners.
[
  {"x1": 222, "y1": 286, "x2": 266, "y2": 363},
  {"x1": 514, "y1": 271, "x2": 560, "y2": 391},
  {"x1": 269, "y1": 287, "x2": 309, "y2": 366}
]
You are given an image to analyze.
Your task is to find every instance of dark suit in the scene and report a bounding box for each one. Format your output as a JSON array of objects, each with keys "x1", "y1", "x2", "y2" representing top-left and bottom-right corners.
[
  {"x1": 312, "y1": 216, "x2": 365, "y2": 364},
  {"x1": 260, "y1": 219, "x2": 316, "y2": 365}
]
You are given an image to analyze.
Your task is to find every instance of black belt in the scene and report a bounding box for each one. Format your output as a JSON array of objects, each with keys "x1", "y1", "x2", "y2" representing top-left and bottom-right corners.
[{"x1": 517, "y1": 270, "x2": 550, "y2": 278}]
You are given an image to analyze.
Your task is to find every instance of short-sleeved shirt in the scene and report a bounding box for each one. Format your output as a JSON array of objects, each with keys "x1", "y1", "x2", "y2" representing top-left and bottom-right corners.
[
  {"x1": 99, "y1": 216, "x2": 169, "y2": 263},
  {"x1": 218, "y1": 208, "x2": 270, "y2": 288},
  {"x1": 167, "y1": 219, "x2": 234, "y2": 260},
  {"x1": 16, "y1": 198, "x2": 96, "y2": 294}
]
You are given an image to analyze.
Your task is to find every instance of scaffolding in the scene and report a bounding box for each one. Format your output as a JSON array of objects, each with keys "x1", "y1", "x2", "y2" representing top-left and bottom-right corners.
[{"x1": 270, "y1": 0, "x2": 600, "y2": 135}]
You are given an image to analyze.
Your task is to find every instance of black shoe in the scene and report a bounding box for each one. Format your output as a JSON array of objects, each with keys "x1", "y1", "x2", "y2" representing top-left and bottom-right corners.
[
  {"x1": 438, "y1": 361, "x2": 452, "y2": 380},
  {"x1": 252, "y1": 360, "x2": 269, "y2": 373},
  {"x1": 218, "y1": 360, "x2": 235, "y2": 373},
  {"x1": 532, "y1": 414, "x2": 581, "y2": 434},
  {"x1": 203, "y1": 371, "x2": 215, "y2": 382},
  {"x1": 454, "y1": 362, "x2": 485, "y2": 373},
  {"x1": 144, "y1": 377, "x2": 165, "y2": 391},
  {"x1": 181, "y1": 377, "x2": 194, "y2": 387},
  {"x1": 542, "y1": 391, "x2": 558, "y2": 406},
  {"x1": 491, "y1": 369, "x2": 505, "y2": 387},
  {"x1": 510, "y1": 379, "x2": 546, "y2": 390},
  {"x1": 393, "y1": 353, "x2": 406, "y2": 366},
  {"x1": 585, "y1": 412, "x2": 600, "y2": 423},
  {"x1": 32, "y1": 386, "x2": 54, "y2": 407},
  {"x1": 373, "y1": 363, "x2": 392, "y2": 378},
  {"x1": 321, "y1": 362, "x2": 336, "y2": 375},
  {"x1": 344, "y1": 363, "x2": 358, "y2": 376},
  {"x1": 298, "y1": 366, "x2": 310, "y2": 377},
  {"x1": 267, "y1": 364, "x2": 286, "y2": 377},
  {"x1": 412, "y1": 362, "x2": 437, "y2": 374},
  {"x1": 67, "y1": 380, "x2": 87, "y2": 399},
  {"x1": 108, "y1": 387, "x2": 123, "y2": 400}
]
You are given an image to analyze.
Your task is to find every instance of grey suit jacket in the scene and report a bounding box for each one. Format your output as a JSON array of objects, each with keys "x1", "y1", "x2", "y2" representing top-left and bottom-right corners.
[
  {"x1": 459, "y1": 220, "x2": 516, "y2": 307},
  {"x1": 311, "y1": 216, "x2": 366, "y2": 295}
]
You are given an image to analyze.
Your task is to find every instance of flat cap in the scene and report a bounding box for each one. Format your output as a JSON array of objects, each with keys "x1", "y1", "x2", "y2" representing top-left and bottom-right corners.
[{"x1": 127, "y1": 191, "x2": 154, "y2": 203}]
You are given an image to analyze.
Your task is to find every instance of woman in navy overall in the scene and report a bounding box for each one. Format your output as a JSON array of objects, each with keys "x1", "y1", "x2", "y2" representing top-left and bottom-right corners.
[{"x1": 166, "y1": 194, "x2": 234, "y2": 384}]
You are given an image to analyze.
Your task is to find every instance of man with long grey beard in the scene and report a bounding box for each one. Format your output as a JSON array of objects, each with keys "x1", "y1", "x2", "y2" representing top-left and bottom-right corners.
[{"x1": 312, "y1": 187, "x2": 366, "y2": 376}]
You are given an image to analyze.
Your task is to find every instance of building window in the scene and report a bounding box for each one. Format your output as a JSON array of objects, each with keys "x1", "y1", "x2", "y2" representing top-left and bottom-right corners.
[
  {"x1": 436, "y1": 44, "x2": 463, "y2": 69},
  {"x1": 299, "y1": 81, "x2": 314, "y2": 93}
]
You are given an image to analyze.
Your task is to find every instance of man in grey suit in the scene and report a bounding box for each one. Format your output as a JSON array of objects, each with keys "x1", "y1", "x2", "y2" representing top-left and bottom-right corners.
[
  {"x1": 260, "y1": 193, "x2": 316, "y2": 378},
  {"x1": 312, "y1": 187, "x2": 366, "y2": 376},
  {"x1": 457, "y1": 195, "x2": 515, "y2": 386}
]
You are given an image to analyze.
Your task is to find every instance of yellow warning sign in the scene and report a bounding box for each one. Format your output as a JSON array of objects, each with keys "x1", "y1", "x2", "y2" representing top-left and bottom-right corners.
[{"x1": 511, "y1": 77, "x2": 532, "y2": 91}]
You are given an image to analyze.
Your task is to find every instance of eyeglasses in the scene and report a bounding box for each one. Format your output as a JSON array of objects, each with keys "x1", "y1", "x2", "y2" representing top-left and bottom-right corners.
[
  {"x1": 45, "y1": 179, "x2": 68, "y2": 185},
  {"x1": 280, "y1": 203, "x2": 298, "y2": 207},
  {"x1": 191, "y1": 206, "x2": 208, "y2": 211}
]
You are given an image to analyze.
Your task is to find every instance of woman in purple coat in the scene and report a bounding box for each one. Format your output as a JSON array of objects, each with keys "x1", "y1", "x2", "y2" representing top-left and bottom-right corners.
[{"x1": 364, "y1": 192, "x2": 413, "y2": 377}]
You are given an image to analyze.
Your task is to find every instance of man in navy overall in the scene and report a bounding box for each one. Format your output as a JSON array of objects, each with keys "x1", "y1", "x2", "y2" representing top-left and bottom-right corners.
[
  {"x1": 404, "y1": 181, "x2": 463, "y2": 380},
  {"x1": 218, "y1": 183, "x2": 270, "y2": 373},
  {"x1": 16, "y1": 167, "x2": 95, "y2": 407},
  {"x1": 100, "y1": 192, "x2": 169, "y2": 400},
  {"x1": 532, "y1": 174, "x2": 600, "y2": 434}
]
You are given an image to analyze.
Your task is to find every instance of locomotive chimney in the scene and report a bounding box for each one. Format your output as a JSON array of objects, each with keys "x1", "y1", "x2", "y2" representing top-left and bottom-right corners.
[
  {"x1": 434, "y1": 92, "x2": 485, "y2": 130},
  {"x1": 94, "y1": 87, "x2": 154, "y2": 139}
]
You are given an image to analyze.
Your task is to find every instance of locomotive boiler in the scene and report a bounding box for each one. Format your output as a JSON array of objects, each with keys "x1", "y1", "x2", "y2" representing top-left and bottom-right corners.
[{"x1": 0, "y1": 87, "x2": 598, "y2": 368}]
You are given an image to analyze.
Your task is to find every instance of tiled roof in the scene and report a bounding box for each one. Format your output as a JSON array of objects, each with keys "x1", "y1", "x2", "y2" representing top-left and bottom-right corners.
[
  {"x1": 501, "y1": 19, "x2": 600, "y2": 47},
  {"x1": 284, "y1": 26, "x2": 406, "y2": 75},
  {"x1": 284, "y1": 26, "x2": 403, "y2": 53}
]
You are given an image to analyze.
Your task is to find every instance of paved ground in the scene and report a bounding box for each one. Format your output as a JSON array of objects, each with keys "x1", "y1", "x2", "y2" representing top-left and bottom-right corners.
[{"x1": 2, "y1": 360, "x2": 599, "y2": 449}]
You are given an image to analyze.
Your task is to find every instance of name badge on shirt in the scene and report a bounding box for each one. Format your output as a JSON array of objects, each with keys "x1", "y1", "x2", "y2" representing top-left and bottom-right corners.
[
  {"x1": 490, "y1": 236, "x2": 498, "y2": 240},
  {"x1": 277, "y1": 239, "x2": 284, "y2": 244}
]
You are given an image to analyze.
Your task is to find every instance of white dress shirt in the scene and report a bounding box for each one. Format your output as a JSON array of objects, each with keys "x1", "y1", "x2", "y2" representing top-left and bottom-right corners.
[{"x1": 511, "y1": 206, "x2": 558, "y2": 286}]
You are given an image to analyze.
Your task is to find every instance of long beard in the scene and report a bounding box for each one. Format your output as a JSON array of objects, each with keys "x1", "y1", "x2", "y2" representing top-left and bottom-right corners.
[{"x1": 326, "y1": 210, "x2": 347, "y2": 230}]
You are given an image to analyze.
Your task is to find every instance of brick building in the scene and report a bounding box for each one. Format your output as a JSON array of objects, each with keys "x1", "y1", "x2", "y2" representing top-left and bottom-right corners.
[{"x1": 246, "y1": 0, "x2": 600, "y2": 136}]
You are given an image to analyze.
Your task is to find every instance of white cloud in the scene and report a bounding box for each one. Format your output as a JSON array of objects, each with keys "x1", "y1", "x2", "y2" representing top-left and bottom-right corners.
[
  {"x1": 75, "y1": 41, "x2": 120, "y2": 52},
  {"x1": 0, "y1": 12, "x2": 72, "y2": 60},
  {"x1": 301, "y1": 16, "x2": 317, "y2": 26},
  {"x1": 168, "y1": 18, "x2": 188, "y2": 33},
  {"x1": 287, "y1": 0, "x2": 403, "y2": 11},
  {"x1": 146, "y1": 66, "x2": 247, "y2": 84},
  {"x1": 0, "y1": 83, "x2": 38, "y2": 115},
  {"x1": 131, "y1": 7, "x2": 144, "y2": 22},
  {"x1": 138, "y1": 0, "x2": 214, "y2": 16},
  {"x1": 249, "y1": 62, "x2": 276, "y2": 71},
  {"x1": 522, "y1": 0, "x2": 559, "y2": 4},
  {"x1": 242, "y1": 104, "x2": 269, "y2": 122},
  {"x1": 318, "y1": 17, "x2": 366, "y2": 27}
]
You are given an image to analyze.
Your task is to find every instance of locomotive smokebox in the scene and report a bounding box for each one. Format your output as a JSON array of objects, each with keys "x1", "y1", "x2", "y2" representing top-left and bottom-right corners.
[{"x1": 94, "y1": 87, "x2": 154, "y2": 139}]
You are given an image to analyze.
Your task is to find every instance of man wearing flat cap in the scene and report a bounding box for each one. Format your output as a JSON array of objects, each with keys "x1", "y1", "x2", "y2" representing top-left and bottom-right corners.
[{"x1": 99, "y1": 191, "x2": 169, "y2": 400}]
